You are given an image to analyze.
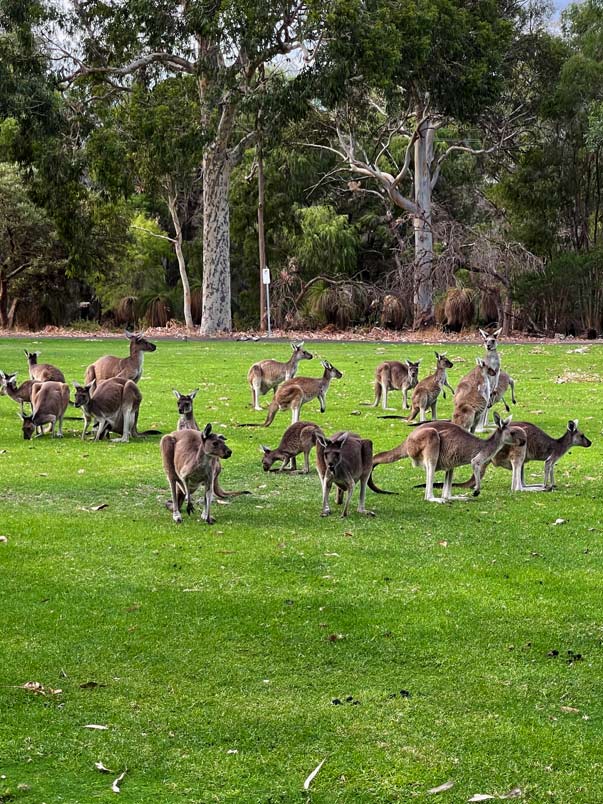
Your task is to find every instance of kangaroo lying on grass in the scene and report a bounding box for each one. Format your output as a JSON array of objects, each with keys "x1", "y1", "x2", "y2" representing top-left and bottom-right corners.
[
  {"x1": 378, "y1": 353, "x2": 453, "y2": 423},
  {"x1": 316, "y1": 431, "x2": 394, "y2": 517},
  {"x1": 453, "y1": 419, "x2": 592, "y2": 492},
  {"x1": 20, "y1": 381, "x2": 70, "y2": 439},
  {"x1": 84, "y1": 331, "x2": 157, "y2": 385},
  {"x1": 24, "y1": 351, "x2": 65, "y2": 383},
  {"x1": 372, "y1": 413, "x2": 523, "y2": 502},
  {"x1": 161, "y1": 424, "x2": 233, "y2": 525},
  {"x1": 248, "y1": 342, "x2": 313, "y2": 410},
  {"x1": 364, "y1": 359, "x2": 421, "y2": 411},
  {"x1": 452, "y1": 359, "x2": 497, "y2": 433},
  {"x1": 0, "y1": 371, "x2": 37, "y2": 405},
  {"x1": 261, "y1": 421, "x2": 324, "y2": 473}
]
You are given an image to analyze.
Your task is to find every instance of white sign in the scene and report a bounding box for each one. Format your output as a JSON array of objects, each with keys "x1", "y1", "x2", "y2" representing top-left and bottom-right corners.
[{"x1": 262, "y1": 267, "x2": 271, "y2": 285}]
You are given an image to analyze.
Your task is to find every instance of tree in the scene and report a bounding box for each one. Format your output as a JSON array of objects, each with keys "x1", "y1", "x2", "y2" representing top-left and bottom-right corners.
[{"x1": 51, "y1": 0, "x2": 328, "y2": 334}]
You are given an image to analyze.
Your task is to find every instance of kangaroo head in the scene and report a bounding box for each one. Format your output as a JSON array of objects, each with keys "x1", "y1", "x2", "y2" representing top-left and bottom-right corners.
[
  {"x1": 435, "y1": 352, "x2": 454, "y2": 369},
  {"x1": 173, "y1": 389, "x2": 198, "y2": 415},
  {"x1": 493, "y1": 412, "x2": 517, "y2": 445},
  {"x1": 405, "y1": 360, "x2": 421, "y2": 383},
  {"x1": 19, "y1": 411, "x2": 36, "y2": 440},
  {"x1": 24, "y1": 350, "x2": 40, "y2": 364},
  {"x1": 126, "y1": 331, "x2": 157, "y2": 352},
  {"x1": 567, "y1": 419, "x2": 592, "y2": 448},
  {"x1": 292, "y1": 342, "x2": 313, "y2": 361},
  {"x1": 260, "y1": 444, "x2": 278, "y2": 471},
  {"x1": 479, "y1": 328, "x2": 502, "y2": 351},
  {"x1": 201, "y1": 423, "x2": 232, "y2": 459},
  {"x1": 317, "y1": 431, "x2": 350, "y2": 472},
  {"x1": 72, "y1": 380, "x2": 95, "y2": 407},
  {"x1": 321, "y1": 360, "x2": 343, "y2": 379},
  {"x1": 0, "y1": 370, "x2": 12, "y2": 394}
]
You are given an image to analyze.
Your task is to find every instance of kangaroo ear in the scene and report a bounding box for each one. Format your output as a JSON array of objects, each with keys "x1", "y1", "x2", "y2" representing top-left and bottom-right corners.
[
  {"x1": 494, "y1": 327, "x2": 503, "y2": 337},
  {"x1": 316, "y1": 434, "x2": 328, "y2": 448},
  {"x1": 479, "y1": 329, "x2": 488, "y2": 339},
  {"x1": 260, "y1": 444, "x2": 271, "y2": 454},
  {"x1": 85, "y1": 380, "x2": 96, "y2": 393},
  {"x1": 336, "y1": 431, "x2": 350, "y2": 447},
  {"x1": 125, "y1": 330, "x2": 134, "y2": 339},
  {"x1": 568, "y1": 419, "x2": 577, "y2": 432},
  {"x1": 72, "y1": 381, "x2": 81, "y2": 389},
  {"x1": 405, "y1": 359, "x2": 411, "y2": 367},
  {"x1": 434, "y1": 351, "x2": 440, "y2": 360},
  {"x1": 503, "y1": 414, "x2": 512, "y2": 425},
  {"x1": 298, "y1": 341, "x2": 305, "y2": 348},
  {"x1": 173, "y1": 389, "x2": 181, "y2": 399},
  {"x1": 190, "y1": 389, "x2": 198, "y2": 399},
  {"x1": 202, "y1": 423, "x2": 212, "y2": 439},
  {"x1": 493, "y1": 411, "x2": 502, "y2": 426}
]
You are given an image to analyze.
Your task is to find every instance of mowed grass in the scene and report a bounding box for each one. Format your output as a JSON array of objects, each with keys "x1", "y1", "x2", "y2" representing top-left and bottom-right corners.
[{"x1": 0, "y1": 337, "x2": 602, "y2": 804}]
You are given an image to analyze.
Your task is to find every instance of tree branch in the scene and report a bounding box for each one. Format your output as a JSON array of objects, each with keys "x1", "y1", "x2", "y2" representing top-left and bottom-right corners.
[{"x1": 6, "y1": 262, "x2": 32, "y2": 281}]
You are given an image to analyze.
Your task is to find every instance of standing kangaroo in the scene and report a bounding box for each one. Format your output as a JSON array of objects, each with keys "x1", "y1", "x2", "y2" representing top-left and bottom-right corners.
[
  {"x1": 460, "y1": 419, "x2": 592, "y2": 492},
  {"x1": 260, "y1": 421, "x2": 324, "y2": 473},
  {"x1": 477, "y1": 327, "x2": 502, "y2": 428},
  {"x1": 20, "y1": 381, "x2": 70, "y2": 439},
  {"x1": 248, "y1": 342, "x2": 313, "y2": 410},
  {"x1": 402, "y1": 352, "x2": 454, "y2": 423},
  {"x1": 260, "y1": 361, "x2": 343, "y2": 427},
  {"x1": 365, "y1": 359, "x2": 421, "y2": 411},
  {"x1": 24, "y1": 351, "x2": 65, "y2": 383},
  {"x1": 161, "y1": 424, "x2": 233, "y2": 525},
  {"x1": 452, "y1": 359, "x2": 497, "y2": 433},
  {"x1": 489, "y1": 370, "x2": 516, "y2": 413},
  {"x1": 174, "y1": 389, "x2": 199, "y2": 431},
  {"x1": 73, "y1": 378, "x2": 142, "y2": 442},
  {"x1": 372, "y1": 412, "x2": 522, "y2": 502},
  {"x1": 316, "y1": 431, "x2": 392, "y2": 517},
  {"x1": 84, "y1": 331, "x2": 157, "y2": 385},
  {"x1": 0, "y1": 371, "x2": 37, "y2": 405}
]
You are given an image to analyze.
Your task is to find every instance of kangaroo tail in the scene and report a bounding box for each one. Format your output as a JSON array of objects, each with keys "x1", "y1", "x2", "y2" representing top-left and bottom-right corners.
[
  {"x1": 213, "y1": 478, "x2": 251, "y2": 499},
  {"x1": 372, "y1": 441, "x2": 409, "y2": 466},
  {"x1": 262, "y1": 400, "x2": 279, "y2": 427},
  {"x1": 414, "y1": 475, "x2": 475, "y2": 490},
  {"x1": 138, "y1": 429, "x2": 162, "y2": 436},
  {"x1": 377, "y1": 415, "x2": 406, "y2": 419},
  {"x1": 367, "y1": 471, "x2": 397, "y2": 495}
]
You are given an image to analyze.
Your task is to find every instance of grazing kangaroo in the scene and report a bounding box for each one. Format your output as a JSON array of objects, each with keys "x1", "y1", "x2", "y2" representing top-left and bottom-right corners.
[
  {"x1": 316, "y1": 431, "x2": 393, "y2": 517},
  {"x1": 489, "y1": 369, "x2": 516, "y2": 413},
  {"x1": 372, "y1": 412, "x2": 521, "y2": 502},
  {"x1": 452, "y1": 359, "x2": 497, "y2": 433},
  {"x1": 261, "y1": 421, "x2": 324, "y2": 473},
  {"x1": 365, "y1": 359, "x2": 421, "y2": 410},
  {"x1": 248, "y1": 342, "x2": 313, "y2": 410},
  {"x1": 24, "y1": 351, "x2": 65, "y2": 383},
  {"x1": 0, "y1": 371, "x2": 37, "y2": 405},
  {"x1": 396, "y1": 352, "x2": 454, "y2": 423},
  {"x1": 460, "y1": 419, "x2": 592, "y2": 492},
  {"x1": 174, "y1": 389, "x2": 199, "y2": 431},
  {"x1": 73, "y1": 378, "x2": 142, "y2": 442},
  {"x1": 84, "y1": 331, "x2": 157, "y2": 385},
  {"x1": 20, "y1": 381, "x2": 70, "y2": 439},
  {"x1": 260, "y1": 361, "x2": 343, "y2": 427},
  {"x1": 161, "y1": 424, "x2": 233, "y2": 524}
]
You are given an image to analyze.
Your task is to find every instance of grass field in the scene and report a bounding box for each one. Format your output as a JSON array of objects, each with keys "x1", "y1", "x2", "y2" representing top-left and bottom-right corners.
[{"x1": 0, "y1": 337, "x2": 602, "y2": 803}]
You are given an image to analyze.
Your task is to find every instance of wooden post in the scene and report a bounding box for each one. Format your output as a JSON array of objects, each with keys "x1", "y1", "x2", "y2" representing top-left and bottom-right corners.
[{"x1": 257, "y1": 135, "x2": 267, "y2": 331}]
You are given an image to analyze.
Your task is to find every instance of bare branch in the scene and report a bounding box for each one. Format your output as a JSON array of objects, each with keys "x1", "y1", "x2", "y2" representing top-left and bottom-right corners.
[
  {"x1": 131, "y1": 225, "x2": 176, "y2": 244},
  {"x1": 6, "y1": 262, "x2": 32, "y2": 281}
]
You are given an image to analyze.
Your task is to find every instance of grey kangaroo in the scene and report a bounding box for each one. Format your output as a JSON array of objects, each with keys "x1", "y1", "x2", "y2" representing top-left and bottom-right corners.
[
  {"x1": 20, "y1": 381, "x2": 70, "y2": 439},
  {"x1": 0, "y1": 371, "x2": 37, "y2": 406},
  {"x1": 248, "y1": 342, "x2": 313, "y2": 410},
  {"x1": 24, "y1": 351, "x2": 65, "y2": 383},
  {"x1": 174, "y1": 389, "x2": 199, "y2": 431},
  {"x1": 85, "y1": 331, "x2": 157, "y2": 385},
  {"x1": 365, "y1": 359, "x2": 421, "y2": 411},
  {"x1": 260, "y1": 361, "x2": 343, "y2": 427},
  {"x1": 261, "y1": 421, "x2": 324, "y2": 473}
]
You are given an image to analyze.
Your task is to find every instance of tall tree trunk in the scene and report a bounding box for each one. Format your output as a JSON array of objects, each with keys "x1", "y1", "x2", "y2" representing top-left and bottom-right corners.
[
  {"x1": 200, "y1": 144, "x2": 232, "y2": 335},
  {"x1": 413, "y1": 115, "x2": 435, "y2": 328},
  {"x1": 257, "y1": 137, "x2": 267, "y2": 331},
  {"x1": 7, "y1": 297, "x2": 18, "y2": 329},
  {"x1": 0, "y1": 270, "x2": 8, "y2": 329},
  {"x1": 167, "y1": 192, "x2": 194, "y2": 331},
  {"x1": 502, "y1": 291, "x2": 513, "y2": 336}
]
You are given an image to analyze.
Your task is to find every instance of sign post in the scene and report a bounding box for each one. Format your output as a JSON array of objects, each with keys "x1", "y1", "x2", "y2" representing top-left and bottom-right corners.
[{"x1": 262, "y1": 267, "x2": 271, "y2": 336}]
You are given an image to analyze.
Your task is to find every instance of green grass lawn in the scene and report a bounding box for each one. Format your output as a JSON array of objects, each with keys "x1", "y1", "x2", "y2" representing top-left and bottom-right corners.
[{"x1": 0, "y1": 337, "x2": 602, "y2": 803}]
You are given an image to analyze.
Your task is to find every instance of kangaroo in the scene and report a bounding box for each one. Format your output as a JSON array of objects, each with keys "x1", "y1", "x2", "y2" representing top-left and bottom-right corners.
[
  {"x1": 84, "y1": 331, "x2": 157, "y2": 385},
  {"x1": 174, "y1": 389, "x2": 199, "y2": 431},
  {"x1": 0, "y1": 371, "x2": 37, "y2": 405},
  {"x1": 365, "y1": 359, "x2": 421, "y2": 410},
  {"x1": 20, "y1": 381, "x2": 70, "y2": 439},
  {"x1": 477, "y1": 327, "x2": 502, "y2": 428},
  {"x1": 316, "y1": 431, "x2": 393, "y2": 517},
  {"x1": 24, "y1": 351, "x2": 65, "y2": 383},
  {"x1": 248, "y1": 342, "x2": 313, "y2": 410},
  {"x1": 489, "y1": 370, "x2": 516, "y2": 413},
  {"x1": 389, "y1": 352, "x2": 454, "y2": 423},
  {"x1": 260, "y1": 361, "x2": 343, "y2": 427},
  {"x1": 372, "y1": 412, "x2": 522, "y2": 502},
  {"x1": 73, "y1": 378, "x2": 142, "y2": 442},
  {"x1": 161, "y1": 424, "x2": 233, "y2": 524},
  {"x1": 260, "y1": 421, "x2": 324, "y2": 473},
  {"x1": 452, "y1": 359, "x2": 497, "y2": 433},
  {"x1": 460, "y1": 419, "x2": 592, "y2": 492}
]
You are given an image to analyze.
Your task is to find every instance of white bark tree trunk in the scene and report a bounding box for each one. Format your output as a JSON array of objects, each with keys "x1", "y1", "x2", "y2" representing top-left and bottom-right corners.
[
  {"x1": 167, "y1": 192, "x2": 194, "y2": 331},
  {"x1": 413, "y1": 114, "x2": 435, "y2": 328},
  {"x1": 200, "y1": 144, "x2": 232, "y2": 334}
]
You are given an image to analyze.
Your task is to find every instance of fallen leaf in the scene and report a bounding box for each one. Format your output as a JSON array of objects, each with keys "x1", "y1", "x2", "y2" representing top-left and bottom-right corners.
[
  {"x1": 84, "y1": 724, "x2": 108, "y2": 730},
  {"x1": 0, "y1": 449, "x2": 7, "y2": 454},
  {"x1": 560, "y1": 705, "x2": 580, "y2": 714},
  {"x1": 303, "y1": 758, "x2": 326, "y2": 791},
  {"x1": 95, "y1": 762, "x2": 113, "y2": 773},
  {"x1": 501, "y1": 789, "x2": 523, "y2": 799},
  {"x1": 80, "y1": 681, "x2": 106, "y2": 689},
  {"x1": 19, "y1": 681, "x2": 61, "y2": 696},
  {"x1": 112, "y1": 769, "x2": 127, "y2": 793},
  {"x1": 226, "y1": 749, "x2": 238, "y2": 755},
  {"x1": 553, "y1": 519, "x2": 566, "y2": 525},
  {"x1": 77, "y1": 469, "x2": 85, "y2": 474},
  {"x1": 0, "y1": 535, "x2": 7, "y2": 544},
  {"x1": 349, "y1": 410, "x2": 361, "y2": 415},
  {"x1": 427, "y1": 780, "x2": 454, "y2": 794},
  {"x1": 90, "y1": 504, "x2": 109, "y2": 511},
  {"x1": 438, "y1": 540, "x2": 448, "y2": 547},
  {"x1": 468, "y1": 796, "x2": 495, "y2": 802}
]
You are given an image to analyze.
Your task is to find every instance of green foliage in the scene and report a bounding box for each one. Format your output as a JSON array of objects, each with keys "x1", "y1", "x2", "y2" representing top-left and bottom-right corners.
[{"x1": 295, "y1": 205, "x2": 359, "y2": 276}]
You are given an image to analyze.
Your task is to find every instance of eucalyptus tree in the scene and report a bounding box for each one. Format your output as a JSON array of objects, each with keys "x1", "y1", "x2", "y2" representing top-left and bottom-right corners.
[{"x1": 52, "y1": 0, "x2": 327, "y2": 334}]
